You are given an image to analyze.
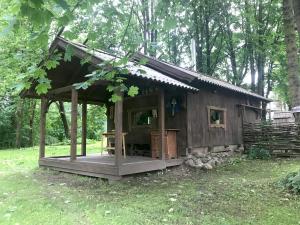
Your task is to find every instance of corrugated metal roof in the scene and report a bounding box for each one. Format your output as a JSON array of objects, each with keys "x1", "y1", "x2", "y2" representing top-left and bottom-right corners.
[
  {"x1": 273, "y1": 111, "x2": 294, "y2": 119},
  {"x1": 57, "y1": 37, "x2": 198, "y2": 91},
  {"x1": 56, "y1": 37, "x2": 271, "y2": 101},
  {"x1": 134, "y1": 53, "x2": 271, "y2": 102}
]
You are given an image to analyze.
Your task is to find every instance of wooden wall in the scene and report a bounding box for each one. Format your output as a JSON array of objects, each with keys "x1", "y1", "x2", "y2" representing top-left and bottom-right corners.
[
  {"x1": 106, "y1": 86, "x2": 262, "y2": 156},
  {"x1": 187, "y1": 87, "x2": 261, "y2": 149},
  {"x1": 107, "y1": 94, "x2": 159, "y2": 148},
  {"x1": 165, "y1": 90, "x2": 187, "y2": 156},
  {"x1": 107, "y1": 89, "x2": 188, "y2": 156}
]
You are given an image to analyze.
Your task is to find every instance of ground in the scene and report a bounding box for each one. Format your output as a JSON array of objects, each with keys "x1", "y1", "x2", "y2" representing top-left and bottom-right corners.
[{"x1": 0, "y1": 144, "x2": 300, "y2": 225}]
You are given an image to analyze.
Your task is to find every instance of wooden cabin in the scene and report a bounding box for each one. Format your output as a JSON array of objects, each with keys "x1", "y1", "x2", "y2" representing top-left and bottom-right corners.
[{"x1": 22, "y1": 37, "x2": 271, "y2": 181}]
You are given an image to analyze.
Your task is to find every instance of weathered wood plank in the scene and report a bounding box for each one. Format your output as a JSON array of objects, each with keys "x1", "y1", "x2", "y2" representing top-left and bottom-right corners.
[
  {"x1": 114, "y1": 91, "x2": 123, "y2": 168},
  {"x1": 81, "y1": 102, "x2": 87, "y2": 156},
  {"x1": 159, "y1": 90, "x2": 165, "y2": 160},
  {"x1": 119, "y1": 160, "x2": 165, "y2": 175},
  {"x1": 39, "y1": 158, "x2": 118, "y2": 175},
  {"x1": 39, "y1": 97, "x2": 47, "y2": 159},
  {"x1": 70, "y1": 88, "x2": 78, "y2": 161},
  {"x1": 47, "y1": 85, "x2": 73, "y2": 95}
]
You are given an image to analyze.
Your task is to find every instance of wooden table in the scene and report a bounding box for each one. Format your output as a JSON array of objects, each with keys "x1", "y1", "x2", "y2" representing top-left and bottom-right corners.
[{"x1": 102, "y1": 132, "x2": 127, "y2": 158}]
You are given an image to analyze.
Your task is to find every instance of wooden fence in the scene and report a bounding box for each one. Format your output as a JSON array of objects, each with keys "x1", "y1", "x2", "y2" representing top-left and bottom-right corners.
[{"x1": 243, "y1": 122, "x2": 300, "y2": 155}]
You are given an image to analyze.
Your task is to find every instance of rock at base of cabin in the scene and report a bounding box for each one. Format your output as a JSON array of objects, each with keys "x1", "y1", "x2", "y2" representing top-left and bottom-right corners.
[
  {"x1": 185, "y1": 149, "x2": 235, "y2": 169},
  {"x1": 235, "y1": 146, "x2": 244, "y2": 153},
  {"x1": 192, "y1": 151, "x2": 206, "y2": 158},
  {"x1": 203, "y1": 163, "x2": 213, "y2": 170}
]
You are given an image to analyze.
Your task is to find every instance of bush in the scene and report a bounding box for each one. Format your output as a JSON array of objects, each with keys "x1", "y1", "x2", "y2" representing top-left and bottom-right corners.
[
  {"x1": 247, "y1": 147, "x2": 271, "y2": 160},
  {"x1": 279, "y1": 171, "x2": 300, "y2": 194}
]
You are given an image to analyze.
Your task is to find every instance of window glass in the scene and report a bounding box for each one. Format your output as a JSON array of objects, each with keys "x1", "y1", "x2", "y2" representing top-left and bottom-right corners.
[
  {"x1": 209, "y1": 109, "x2": 225, "y2": 125},
  {"x1": 132, "y1": 109, "x2": 155, "y2": 127}
]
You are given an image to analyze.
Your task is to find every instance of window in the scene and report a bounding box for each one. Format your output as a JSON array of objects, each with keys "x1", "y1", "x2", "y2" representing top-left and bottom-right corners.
[
  {"x1": 208, "y1": 106, "x2": 226, "y2": 128},
  {"x1": 129, "y1": 108, "x2": 158, "y2": 130}
]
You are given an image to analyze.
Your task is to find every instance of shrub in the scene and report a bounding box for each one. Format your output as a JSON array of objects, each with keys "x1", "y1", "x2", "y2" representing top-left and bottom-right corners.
[
  {"x1": 279, "y1": 171, "x2": 300, "y2": 194},
  {"x1": 247, "y1": 147, "x2": 271, "y2": 160}
]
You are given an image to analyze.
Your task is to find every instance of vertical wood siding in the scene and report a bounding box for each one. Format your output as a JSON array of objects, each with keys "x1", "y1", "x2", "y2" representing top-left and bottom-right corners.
[{"x1": 187, "y1": 88, "x2": 261, "y2": 148}]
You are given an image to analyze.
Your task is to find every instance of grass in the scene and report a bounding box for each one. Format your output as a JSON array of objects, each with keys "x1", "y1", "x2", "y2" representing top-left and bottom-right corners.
[{"x1": 0, "y1": 145, "x2": 300, "y2": 225}]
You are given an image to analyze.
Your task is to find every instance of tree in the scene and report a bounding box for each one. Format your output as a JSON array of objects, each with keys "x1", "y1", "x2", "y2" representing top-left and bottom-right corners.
[{"x1": 283, "y1": 0, "x2": 300, "y2": 122}]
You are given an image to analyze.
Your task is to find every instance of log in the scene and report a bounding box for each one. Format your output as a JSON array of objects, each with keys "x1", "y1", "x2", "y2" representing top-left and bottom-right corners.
[
  {"x1": 39, "y1": 97, "x2": 47, "y2": 159},
  {"x1": 70, "y1": 88, "x2": 78, "y2": 161},
  {"x1": 158, "y1": 89, "x2": 165, "y2": 160},
  {"x1": 114, "y1": 91, "x2": 123, "y2": 167},
  {"x1": 81, "y1": 102, "x2": 87, "y2": 156}
]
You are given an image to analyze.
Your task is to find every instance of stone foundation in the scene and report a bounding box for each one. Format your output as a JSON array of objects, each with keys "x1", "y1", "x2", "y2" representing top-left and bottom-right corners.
[{"x1": 185, "y1": 145, "x2": 244, "y2": 169}]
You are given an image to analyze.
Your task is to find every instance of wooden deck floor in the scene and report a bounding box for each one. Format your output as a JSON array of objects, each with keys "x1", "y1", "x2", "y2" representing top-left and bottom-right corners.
[{"x1": 39, "y1": 153, "x2": 183, "y2": 180}]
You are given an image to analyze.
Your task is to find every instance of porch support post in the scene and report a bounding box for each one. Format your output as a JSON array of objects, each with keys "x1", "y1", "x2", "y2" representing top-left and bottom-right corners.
[
  {"x1": 81, "y1": 102, "x2": 87, "y2": 156},
  {"x1": 114, "y1": 91, "x2": 123, "y2": 167},
  {"x1": 39, "y1": 97, "x2": 47, "y2": 159},
  {"x1": 159, "y1": 89, "x2": 165, "y2": 160},
  {"x1": 70, "y1": 88, "x2": 78, "y2": 161}
]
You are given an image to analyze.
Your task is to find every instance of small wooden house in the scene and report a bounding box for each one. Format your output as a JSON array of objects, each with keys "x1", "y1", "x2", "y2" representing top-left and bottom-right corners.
[
  {"x1": 272, "y1": 111, "x2": 295, "y2": 124},
  {"x1": 23, "y1": 37, "x2": 271, "y2": 180}
]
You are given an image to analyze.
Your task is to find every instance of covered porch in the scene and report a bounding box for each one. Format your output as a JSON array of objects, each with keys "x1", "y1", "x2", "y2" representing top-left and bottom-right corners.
[
  {"x1": 23, "y1": 37, "x2": 197, "y2": 180},
  {"x1": 37, "y1": 84, "x2": 184, "y2": 180}
]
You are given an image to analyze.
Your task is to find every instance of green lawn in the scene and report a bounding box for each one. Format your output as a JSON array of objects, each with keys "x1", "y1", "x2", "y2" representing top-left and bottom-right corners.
[{"x1": 0, "y1": 145, "x2": 300, "y2": 225}]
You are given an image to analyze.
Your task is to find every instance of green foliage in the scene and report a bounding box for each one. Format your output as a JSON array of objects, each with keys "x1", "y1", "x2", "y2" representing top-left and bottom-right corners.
[
  {"x1": 128, "y1": 86, "x2": 139, "y2": 97},
  {"x1": 64, "y1": 44, "x2": 74, "y2": 62},
  {"x1": 247, "y1": 146, "x2": 271, "y2": 160},
  {"x1": 279, "y1": 171, "x2": 300, "y2": 194}
]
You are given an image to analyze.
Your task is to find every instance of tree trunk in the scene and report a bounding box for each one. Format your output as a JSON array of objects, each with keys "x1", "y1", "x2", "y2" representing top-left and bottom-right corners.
[
  {"x1": 256, "y1": 0, "x2": 265, "y2": 98},
  {"x1": 283, "y1": 0, "x2": 300, "y2": 122},
  {"x1": 29, "y1": 100, "x2": 37, "y2": 146},
  {"x1": 225, "y1": 17, "x2": 238, "y2": 85},
  {"x1": 141, "y1": 0, "x2": 148, "y2": 54},
  {"x1": 150, "y1": 0, "x2": 157, "y2": 57},
  {"x1": 56, "y1": 101, "x2": 70, "y2": 139},
  {"x1": 15, "y1": 100, "x2": 24, "y2": 148},
  {"x1": 193, "y1": 6, "x2": 203, "y2": 73},
  {"x1": 244, "y1": 0, "x2": 256, "y2": 92},
  {"x1": 292, "y1": 0, "x2": 300, "y2": 41},
  {"x1": 204, "y1": 13, "x2": 211, "y2": 75}
]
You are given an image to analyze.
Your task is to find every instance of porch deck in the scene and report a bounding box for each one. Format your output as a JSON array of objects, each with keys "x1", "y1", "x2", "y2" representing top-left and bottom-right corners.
[{"x1": 39, "y1": 153, "x2": 183, "y2": 180}]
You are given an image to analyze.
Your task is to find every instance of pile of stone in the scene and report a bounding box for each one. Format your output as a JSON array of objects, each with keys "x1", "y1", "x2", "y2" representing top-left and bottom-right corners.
[{"x1": 184, "y1": 146, "x2": 242, "y2": 169}]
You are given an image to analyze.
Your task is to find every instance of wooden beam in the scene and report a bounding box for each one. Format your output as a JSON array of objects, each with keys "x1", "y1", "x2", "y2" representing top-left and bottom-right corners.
[
  {"x1": 158, "y1": 89, "x2": 165, "y2": 160},
  {"x1": 47, "y1": 80, "x2": 109, "y2": 96},
  {"x1": 70, "y1": 88, "x2": 78, "y2": 161},
  {"x1": 39, "y1": 97, "x2": 47, "y2": 159},
  {"x1": 237, "y1": 104, "x2": 264, "y2": 111},
  {"x1": 48, "y1": 85, "x2": 73, "y2": 95},
  {"x1": 114, "y1": 91, "x2": 123, "y2": 167},
  {"x1": 81, "y1": 102, "x2": 87, "y2": 156}
]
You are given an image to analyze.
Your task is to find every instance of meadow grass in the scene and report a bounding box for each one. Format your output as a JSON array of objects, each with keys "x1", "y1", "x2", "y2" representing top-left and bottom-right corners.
[{"x1": 0, "y1": 145, "x2": 299, "y2": 225}]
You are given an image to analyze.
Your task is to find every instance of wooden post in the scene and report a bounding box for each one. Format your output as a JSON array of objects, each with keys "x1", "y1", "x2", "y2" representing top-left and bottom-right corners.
[
  {"x1": 158, "y1": 89, "x2": 165, "y2": 160},
  {"x1": 39, "y1": 97, "x2": 47, "y2": 159},
  {"x1": 81, "y1": 102, "x2": 87, "y2": 156},
  {"x1": 186, "y1": 94, "x2": 192, "y2": 153},
  {"x1": 114, "y1": 91, "x2": 123, "y2": 167},
  {"x1": 70, "y1": 88, "x2": 78, "y2": 161}
]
